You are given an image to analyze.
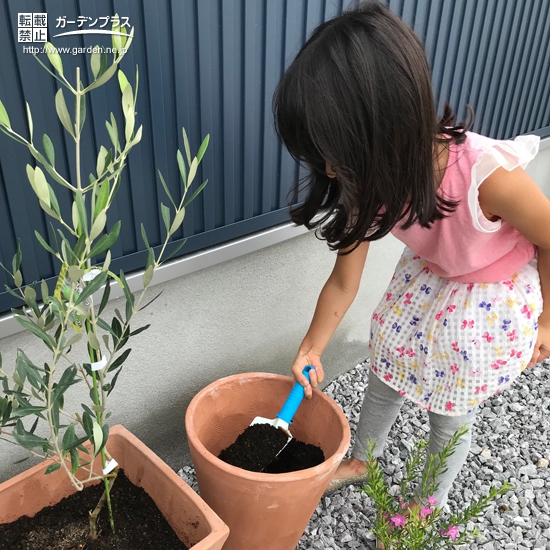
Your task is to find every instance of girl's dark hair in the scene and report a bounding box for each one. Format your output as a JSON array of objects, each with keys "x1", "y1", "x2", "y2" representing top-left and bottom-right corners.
[{"x1": 273, "y1": 0, "x2": 474, "y2": 252}]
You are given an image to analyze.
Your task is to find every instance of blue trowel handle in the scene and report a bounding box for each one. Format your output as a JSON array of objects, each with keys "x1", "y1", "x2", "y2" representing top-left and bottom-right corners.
[{"x1": 276, "y1": 366, "x2": 314, "y2": 425}]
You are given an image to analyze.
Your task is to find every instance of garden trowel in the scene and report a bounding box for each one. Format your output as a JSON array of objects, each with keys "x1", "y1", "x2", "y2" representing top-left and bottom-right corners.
[{"x1": 250, "y1": 365, "x2": 313, "y2": 471}]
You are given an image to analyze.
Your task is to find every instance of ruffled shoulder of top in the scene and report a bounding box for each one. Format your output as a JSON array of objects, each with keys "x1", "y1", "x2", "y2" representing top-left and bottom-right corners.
[{"x1": 465, "y1": 132, "x2": 540, "y2": 233}]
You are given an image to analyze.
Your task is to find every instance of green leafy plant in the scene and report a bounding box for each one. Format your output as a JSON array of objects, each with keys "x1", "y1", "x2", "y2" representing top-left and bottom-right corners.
[
  {"x1": 0, "y1": 24, "x2": 209, "y2": 538},
  {"x1": 362, "y1": 426, "x2": 513, "y2": 549}
]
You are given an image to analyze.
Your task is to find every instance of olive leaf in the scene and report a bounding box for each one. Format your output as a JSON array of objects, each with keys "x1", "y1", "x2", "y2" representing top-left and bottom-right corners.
[{"x1": 55, "y1": 89, "x2": 74, "y2": 138}]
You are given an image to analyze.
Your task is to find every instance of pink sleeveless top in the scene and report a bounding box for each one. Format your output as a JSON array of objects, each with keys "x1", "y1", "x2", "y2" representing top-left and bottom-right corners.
[{"x1": 391, "y1": 132, "x2": 540, "y2": 283}]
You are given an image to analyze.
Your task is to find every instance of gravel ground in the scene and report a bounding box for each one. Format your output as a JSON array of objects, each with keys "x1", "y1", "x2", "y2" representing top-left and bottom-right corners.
[{"x1": 179, "y1": 359, "x2": 550, "y2": 549}]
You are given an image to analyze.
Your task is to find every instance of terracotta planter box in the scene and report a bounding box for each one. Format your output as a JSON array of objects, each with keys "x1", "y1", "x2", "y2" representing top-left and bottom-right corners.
[
  {"x1": 186, "y1": 372, "x2": 351, "y2": 550},
  {"x1": 0, "y1": 424, "x2": 229, "y2": 550}
]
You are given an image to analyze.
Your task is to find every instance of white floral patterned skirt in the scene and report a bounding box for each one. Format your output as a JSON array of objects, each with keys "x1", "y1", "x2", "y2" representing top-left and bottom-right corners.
[{"x1": 369, "y1": 247, "x2": 542, "y2": 415}]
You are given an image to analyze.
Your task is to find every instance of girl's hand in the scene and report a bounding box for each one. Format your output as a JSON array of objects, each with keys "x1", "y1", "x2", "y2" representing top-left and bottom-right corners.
[
  {"x1": 291, "y1": 351, "x2": 324, "y2": 399},
  {"x1": 528, "y1": 319, "x2": 550, "y2": 368}
]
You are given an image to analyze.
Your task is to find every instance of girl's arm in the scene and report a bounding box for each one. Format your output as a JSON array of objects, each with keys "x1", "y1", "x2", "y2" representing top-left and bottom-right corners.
[
  {"x1": 529, "y1": 245, "x2": 550, "y2": 366},
  {"x1": 292, "y1": 240, "x2": 370, "y2": 398},
  {"x1": 478, "y1": 165, "x2": 550, "y2": 367}
]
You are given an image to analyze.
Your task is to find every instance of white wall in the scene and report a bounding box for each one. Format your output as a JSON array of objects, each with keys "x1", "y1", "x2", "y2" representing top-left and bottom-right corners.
[{"x1": 1, "y1": 142, "x2": 549, "y2": 483}]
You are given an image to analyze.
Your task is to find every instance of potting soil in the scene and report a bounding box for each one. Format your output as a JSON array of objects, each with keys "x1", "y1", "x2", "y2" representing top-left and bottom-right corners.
[
  {"x1": 0, "y1": 470, "x2": 189, "y2": 550},
  {"x1": 218, "y1": 423, "x2": 324, "y2": 473}
]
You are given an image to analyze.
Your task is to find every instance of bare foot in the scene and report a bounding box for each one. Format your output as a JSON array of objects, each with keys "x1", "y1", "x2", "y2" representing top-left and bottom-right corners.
[{"x1": 332, "y1": 457, "x2": 370, "y2": 479}]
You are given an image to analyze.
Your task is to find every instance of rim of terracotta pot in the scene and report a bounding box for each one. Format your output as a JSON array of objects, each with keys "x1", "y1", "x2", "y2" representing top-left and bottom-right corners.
[{"x1": 185, "y1": 372, "x2": 350, "y2": 482}]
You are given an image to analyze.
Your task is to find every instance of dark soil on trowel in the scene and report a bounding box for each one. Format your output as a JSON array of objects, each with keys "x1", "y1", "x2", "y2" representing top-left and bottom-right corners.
[
  {"x1": 218, "y1": 423, "x2": 324, "y2": 473},
  {"x1": 0, "y1": 470, "x2": 189, "y2": 550}
]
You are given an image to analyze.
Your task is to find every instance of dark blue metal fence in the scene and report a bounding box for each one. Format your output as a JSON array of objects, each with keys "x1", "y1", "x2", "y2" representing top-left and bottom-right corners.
[{"x1": 1, "y1": 0, "x2": 549, "y2": 314}]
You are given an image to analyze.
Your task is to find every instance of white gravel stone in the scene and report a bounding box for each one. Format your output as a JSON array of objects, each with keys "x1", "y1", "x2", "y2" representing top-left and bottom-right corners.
[{"x1": 519, "y1": 464, "x2": 538, "y2": 477}]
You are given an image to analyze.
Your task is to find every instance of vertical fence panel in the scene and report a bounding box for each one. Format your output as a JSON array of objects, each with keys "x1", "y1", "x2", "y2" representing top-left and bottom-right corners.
[
  {"x1": 261, "y1": 0, "x2": 285, "y2": 218},
  {"x1": 479, "y1": 1, "x2": 517, "y2": 136},
  {"x1": 524, "y1": 7, "x2": 550, "y2": 135},
  {"x1": 243, "y1": 0, "x2": 266, "y2": 219},
  {"x1": 437, "y1": 1, "x2": 466, "y2": 115},
  {"x1": 196, "y1": 0, "x2": 222, "y2": 232},
  {"x1": 220, "y1": 0, "x2": 241, "y2": 226},
  {"x1": 277, "y1": 0, "x2": 306, "y2": 211},
  {"x1": 172, "y1": 0, "x2": 200, "y2": 239}
]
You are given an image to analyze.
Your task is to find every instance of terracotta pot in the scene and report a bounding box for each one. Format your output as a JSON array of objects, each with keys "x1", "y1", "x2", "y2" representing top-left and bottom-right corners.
[
  {"x1": 185, "y1": 372, "x2": 351, "y2": 550},
  {"x1": 0, "y1": 424, "x2": 229, "y2": 550}
]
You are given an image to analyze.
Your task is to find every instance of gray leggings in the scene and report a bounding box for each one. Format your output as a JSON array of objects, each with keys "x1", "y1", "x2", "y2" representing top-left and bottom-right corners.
[{"x1": 352, "y1": 371, "x2": 476, "y2": 508}]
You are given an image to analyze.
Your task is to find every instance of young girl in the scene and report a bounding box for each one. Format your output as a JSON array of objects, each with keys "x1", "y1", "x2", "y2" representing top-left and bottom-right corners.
[{"x1": 273, "y1": 0, "x2": 550, "y2": 526}]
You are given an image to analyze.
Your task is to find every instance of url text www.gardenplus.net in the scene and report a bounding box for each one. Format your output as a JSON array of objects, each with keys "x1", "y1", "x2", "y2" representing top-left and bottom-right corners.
[{"x1": 22, "y1": 45, "x2": 127, "y2": 55}]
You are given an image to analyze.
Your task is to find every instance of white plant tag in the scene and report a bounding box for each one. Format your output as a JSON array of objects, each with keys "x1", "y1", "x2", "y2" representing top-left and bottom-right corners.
[
  {"x1": 82, "y1": 268, "x2": 102, "y2": 282},
  {"x1": 103, "y1": 458, "x2": 118, "y2": 475},
  {"x1": 91, "y1": 355, "x2": 107, "y2": 371}
]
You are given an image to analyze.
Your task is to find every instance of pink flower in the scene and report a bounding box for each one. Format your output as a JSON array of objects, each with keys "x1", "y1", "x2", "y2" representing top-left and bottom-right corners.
[
  {"x1": 427, "y1": 495, "x2": 439, "y2": 506},
  {"x1": 440, "y1": 525, "x2": 460, "y2": 541},
  {"x1": 445, "y1": 401, "x2": 454, "y2": 411},
  {"x1": 420, "y1": 506, "x2": 433, "y2": 518},
  {"x1": 398, "y1": 390, "x2": 406, "y2": 396},
  {"x1": 390, "y1": 514, "x2": 407, "y2": 527}
]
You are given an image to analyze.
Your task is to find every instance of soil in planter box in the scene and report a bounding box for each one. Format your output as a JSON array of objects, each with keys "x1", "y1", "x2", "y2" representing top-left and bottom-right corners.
[
  {"x1": 218, "y1": 423, "x2": 324, "y2": 473},
  {"x1": 0, "y1": 470, "x2": 189, "y2": 550}
]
